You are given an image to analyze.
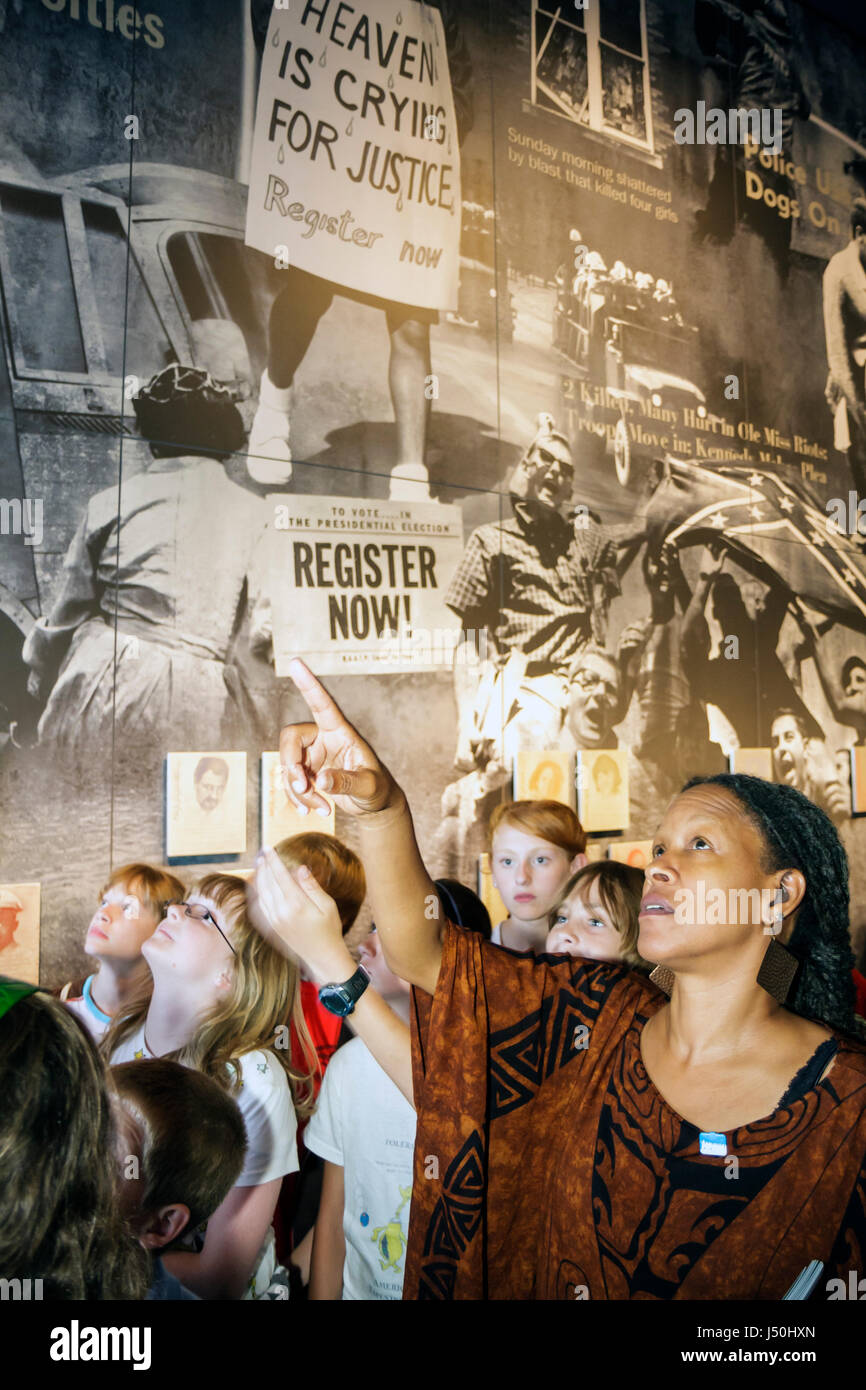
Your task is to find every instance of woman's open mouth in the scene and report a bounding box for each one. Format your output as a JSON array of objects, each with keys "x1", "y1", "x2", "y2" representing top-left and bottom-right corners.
[{"x1": 639, "y1": 895, "x2": 674, "y2": 916}]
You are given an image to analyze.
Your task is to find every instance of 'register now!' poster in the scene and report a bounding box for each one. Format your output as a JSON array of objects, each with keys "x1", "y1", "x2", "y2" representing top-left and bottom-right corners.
[{"x1": 266, "y1": 493, "x2": 465, "y2": 673}]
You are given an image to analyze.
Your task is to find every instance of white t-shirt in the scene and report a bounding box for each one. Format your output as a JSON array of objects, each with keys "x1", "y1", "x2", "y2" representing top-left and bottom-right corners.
[
  {"x1": 490, "y1": 921, "x2": 503, "y2": 945},
  {"x1": 110, "y1": 1024, "x2": 298, "y2": 1298},
  {"x1": 63, "y1": 974, "x2": 111, "y2": 1042},
  {"x1": 305, "y1": 1037, "x2": 416, "y2": 1301}
]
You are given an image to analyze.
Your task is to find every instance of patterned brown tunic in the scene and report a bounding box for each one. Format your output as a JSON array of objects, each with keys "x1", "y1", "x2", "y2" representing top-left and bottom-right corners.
[{"x1": 404, "y1": 924, "x2": 866, "y2": 1300}]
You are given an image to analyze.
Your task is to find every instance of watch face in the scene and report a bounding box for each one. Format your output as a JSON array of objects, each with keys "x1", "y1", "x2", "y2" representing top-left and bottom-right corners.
[
  {"x1": 318, "y1": 984, "x2": 351, "y2": 1018},
  {"x1": 318, "y1": 966, "x2": 370, "y2": 1017}
]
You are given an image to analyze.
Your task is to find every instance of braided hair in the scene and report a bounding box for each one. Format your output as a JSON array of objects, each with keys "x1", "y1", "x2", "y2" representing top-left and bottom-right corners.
[
  {"x1": 682, "y1": 773, "x2": 856, "y2": 1034},
  {"x1": 132, "y1": 363, "x2": 246, "y2": 460}
]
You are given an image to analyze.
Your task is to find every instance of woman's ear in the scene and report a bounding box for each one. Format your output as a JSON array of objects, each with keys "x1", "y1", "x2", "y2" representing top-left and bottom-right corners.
[
  {"x1": 571, "y1": 852, "x2": 587, "y2": 872},
  {"x1": 765, "y1": 869, "x2": 807, "y2": 940}
]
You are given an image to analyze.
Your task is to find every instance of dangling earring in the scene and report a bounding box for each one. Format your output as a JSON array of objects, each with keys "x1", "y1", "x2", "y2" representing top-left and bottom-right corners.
[
  {"x1": 649, "y1": 964, "x2": 675, "y2": 996},
  {"x1": 757, "y1": 938, "x2": 799, "y2": 1003}
]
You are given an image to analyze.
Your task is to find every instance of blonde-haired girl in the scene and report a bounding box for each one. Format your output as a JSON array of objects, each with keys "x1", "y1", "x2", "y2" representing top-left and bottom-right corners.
[{"x1": 105, "y1": 872, "x2": 314, "y2": 1300}]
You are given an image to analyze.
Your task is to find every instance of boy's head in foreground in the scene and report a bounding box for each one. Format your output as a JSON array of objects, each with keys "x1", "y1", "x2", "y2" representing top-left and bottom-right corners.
[{"x1": 111, "y1": 1059, "x2": 247, "y2": 1252}]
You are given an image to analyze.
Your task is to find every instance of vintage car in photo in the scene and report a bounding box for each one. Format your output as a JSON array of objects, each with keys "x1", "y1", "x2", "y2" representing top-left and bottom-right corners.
[
  {"x1": 0, "y1": 160, "x2": 278, "y2": 747},
  {"x1": 554, "y1": 257, "x2": 709, "y2": 485}
]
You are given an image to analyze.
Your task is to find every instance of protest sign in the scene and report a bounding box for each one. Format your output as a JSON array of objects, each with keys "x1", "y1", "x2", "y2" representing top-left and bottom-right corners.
[
  {"x1": 246, "y1": 0, "x2": 461, "y2": 310},
  {"x1": 267, "y1": 494, "x2": 465, "y2": 674}
]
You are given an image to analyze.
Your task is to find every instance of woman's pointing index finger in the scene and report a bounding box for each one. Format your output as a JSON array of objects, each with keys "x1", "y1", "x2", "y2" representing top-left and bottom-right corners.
[{"x1": 288, "y1": 658, "x2": 347, "y2": 732}]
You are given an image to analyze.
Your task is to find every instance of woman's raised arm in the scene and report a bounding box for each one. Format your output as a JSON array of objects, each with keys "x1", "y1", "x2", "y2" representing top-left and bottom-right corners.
[{"x1": 276, "y1": 659, "x2": 443, "y2": 993}]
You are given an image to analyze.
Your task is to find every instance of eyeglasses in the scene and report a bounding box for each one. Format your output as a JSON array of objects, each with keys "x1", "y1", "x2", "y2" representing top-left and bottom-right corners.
[
  {"x1": 573, "y1": 670, "x2": 615, "y2": 698},
  {"x1": 167, "y1": 901, "x2": 238, "y2": 957}
]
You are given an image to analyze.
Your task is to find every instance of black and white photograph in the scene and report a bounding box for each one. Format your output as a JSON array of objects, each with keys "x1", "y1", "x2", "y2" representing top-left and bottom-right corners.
[
  {"x1": 577, "y1": 746, "x2": 630, "y2": 831},
  {"x1": 1, "y1": 0, "x2": 866, "y2": 1325}
]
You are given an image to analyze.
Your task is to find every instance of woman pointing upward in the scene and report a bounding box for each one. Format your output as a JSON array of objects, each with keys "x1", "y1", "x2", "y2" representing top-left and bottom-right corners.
[{"x1": 254, "y1": 659, "x2": 866, "y2": 1301}]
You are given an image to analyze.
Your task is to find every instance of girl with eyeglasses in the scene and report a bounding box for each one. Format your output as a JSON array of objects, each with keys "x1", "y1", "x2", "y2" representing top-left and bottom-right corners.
[{"x1": 104, "y1": 873, "x2": 315, "y2": 1300}]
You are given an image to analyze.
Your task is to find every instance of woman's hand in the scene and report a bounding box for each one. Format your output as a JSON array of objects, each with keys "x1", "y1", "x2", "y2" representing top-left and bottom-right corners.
[
  {"x1": 248, "y1": 848, "x2": 355, "y2": 985},
  {"x1": 279, "y1": 659, "x2": 397, "y2": 817},
  {"x1": 276, "y1": 661, "x2": 442, "y2": 997}
]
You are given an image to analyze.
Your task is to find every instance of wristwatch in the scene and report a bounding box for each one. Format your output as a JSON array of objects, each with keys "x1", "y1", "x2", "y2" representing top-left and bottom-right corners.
[{"x1": 318, "y1": 964, "x2": 371, "y2": 1017}]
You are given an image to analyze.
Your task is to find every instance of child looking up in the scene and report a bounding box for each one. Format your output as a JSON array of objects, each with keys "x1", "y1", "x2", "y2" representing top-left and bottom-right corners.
[
  {"x1": 105, "y1": 873, "x2": 312, "y2": 1300},
  {"x1": 488, "y1": 800, "x2": 586, "y2": 952},
  {"x1": 111, "y1": 1059, "x2": 248, "y2": 1300},
  {"x1": 544, "y1": 861, "x2": 648, "y2": 968},
  {"x1": 60, "y1": 863, "x2": 185, "y2": 1042}
]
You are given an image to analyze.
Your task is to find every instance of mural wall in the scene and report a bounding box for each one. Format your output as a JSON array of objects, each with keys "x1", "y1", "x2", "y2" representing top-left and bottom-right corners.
[{"x1": 1, "y1": 0, "x2": 866, "y2": 985}]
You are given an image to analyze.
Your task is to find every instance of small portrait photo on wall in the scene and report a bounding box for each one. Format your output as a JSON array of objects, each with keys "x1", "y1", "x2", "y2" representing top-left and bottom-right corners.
[
  {"x1": 577, "y1": 749, "x2": 630, "y2": 833},
  {"x1": 729, "y1": 748, "x2": 773, "y2": 780},
  {"x1": 514, "y1": 749, "x2": 576, "y2": 808},
  {"x1": 607, "y1": 840, "x2": 653, "y2": 870},
  {"x1": 261, "y1": 751, "x2": 335, "y2": 844},
  {"x1": 166, "y1": 752, "x2": 247, "y2": 858},
  {"x1": 0, "y1": 883, "x2": 40, "y2": 984},
  {"x1": 851, "y1": 746, "x2": 866, "y2": 815}
]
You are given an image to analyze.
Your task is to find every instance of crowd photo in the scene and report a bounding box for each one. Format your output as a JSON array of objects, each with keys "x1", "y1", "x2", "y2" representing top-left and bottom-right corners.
[{"x1": 2, "y1": 0, "x2": 866, "y2": 1349}]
